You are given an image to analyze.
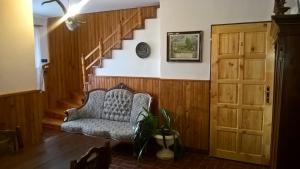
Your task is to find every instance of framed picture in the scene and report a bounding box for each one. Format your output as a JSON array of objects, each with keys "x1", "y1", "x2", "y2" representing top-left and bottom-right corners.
[{"x1": 167, "y1": 31, "x2": 203, "y2": 62}]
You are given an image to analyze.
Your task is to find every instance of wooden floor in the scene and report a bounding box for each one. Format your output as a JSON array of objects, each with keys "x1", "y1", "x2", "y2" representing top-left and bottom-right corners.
[{"x1": 43, "y1": 129, "x2": 268, "y2": 169}]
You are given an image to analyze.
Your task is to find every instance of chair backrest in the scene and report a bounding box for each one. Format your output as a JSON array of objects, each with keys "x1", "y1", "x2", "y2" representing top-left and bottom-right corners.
[
  {"x1": 0, "y1": 126, "x2": 23, "y2": 153},
  {"x1": 70, "y1": 142, "x2": 111, "y2": 169}
]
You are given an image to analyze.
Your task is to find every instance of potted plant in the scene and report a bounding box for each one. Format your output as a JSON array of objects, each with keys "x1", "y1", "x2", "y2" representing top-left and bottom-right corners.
[{"x1": 133, "y1": 108, "x2": 184, "y2": 161}]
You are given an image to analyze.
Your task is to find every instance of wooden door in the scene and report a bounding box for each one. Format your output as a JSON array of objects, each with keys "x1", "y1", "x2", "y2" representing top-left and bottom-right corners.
[{"x1": 210, "y1": 22, "x2": 274, "y2": 165}]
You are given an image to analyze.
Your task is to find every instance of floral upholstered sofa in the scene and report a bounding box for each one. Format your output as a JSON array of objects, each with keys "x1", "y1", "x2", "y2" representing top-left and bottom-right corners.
[{"x1": 61, "y1": 83, "x2": 152, "y2": 142}]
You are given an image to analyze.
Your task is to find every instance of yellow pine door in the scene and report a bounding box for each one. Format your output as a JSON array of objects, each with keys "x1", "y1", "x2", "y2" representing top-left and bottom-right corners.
[{"x1": 210, "y1": 22, "x2": 274, "y2": 165}]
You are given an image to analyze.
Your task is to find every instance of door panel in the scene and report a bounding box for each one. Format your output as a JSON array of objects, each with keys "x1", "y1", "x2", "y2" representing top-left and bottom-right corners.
[
  {"x1": 244, "y1": 59, "x2": 265, "y2": 80},
  {"x1": 210, "y1": 22, "x2": 274, "y2": 165},
  {"x1": 245, "y1": 31, "x2": 266, "y2": 55},
  {"x1": 219, "y1": 33, "x2": 239, "y2": 55},
  {"x1": 217, "y1": 107, "x2": 237, "y2": 128},
  {"x1": 218, "y1": 59, "x2": 239, "y2": 80},
  {"x1": 218, "y1": 84, "x2": 238, "y2": 104},
  {"x1": 243, "y1": 84, "x2": 265, "y2": 105}
]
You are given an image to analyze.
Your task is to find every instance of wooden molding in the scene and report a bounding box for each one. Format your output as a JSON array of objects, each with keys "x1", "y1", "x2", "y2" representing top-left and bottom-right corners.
[{"x1": 0, "y1": 90, "x2": 41, "y2": 98}]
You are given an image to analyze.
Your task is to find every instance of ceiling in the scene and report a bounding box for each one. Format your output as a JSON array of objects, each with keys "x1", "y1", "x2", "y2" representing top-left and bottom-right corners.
[{"x1": 32, "y1": 0, "x2": 159, "y2": 17}]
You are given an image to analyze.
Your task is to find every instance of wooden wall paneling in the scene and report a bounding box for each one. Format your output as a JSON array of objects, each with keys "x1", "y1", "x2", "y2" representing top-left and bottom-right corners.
[
  {"x1": 47, "y1": 20, "x2": 79, "y2": 107},
  {"x1": 89, "y1": 76, "x2": 210, "y2": 150},
  {"x1": 159, "y1": 79, "x2": 210, "y2": 150},
  {"x1": 0, "y1": 91, "x2": 44, "y2": 146}
]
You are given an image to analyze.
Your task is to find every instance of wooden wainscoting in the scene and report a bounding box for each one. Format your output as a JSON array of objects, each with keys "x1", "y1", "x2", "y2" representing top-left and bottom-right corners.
[
  {"x1": 90, "y1": 76, "x2": 210, "y2": 150},
  {"x1": 0, "y1": 90, "x2": 44, "y2": 146},
  {"x1": 47, "y1": 6, "x2": 158, "y2": 108},
  {"x1": 160, "y1": 79, "x2": 210, "y2": 150}
]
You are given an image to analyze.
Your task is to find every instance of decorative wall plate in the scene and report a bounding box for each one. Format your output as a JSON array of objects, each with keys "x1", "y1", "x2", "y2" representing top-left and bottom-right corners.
[{"x1": 136, "y1": 42, "x2": 151, "y2": 58}]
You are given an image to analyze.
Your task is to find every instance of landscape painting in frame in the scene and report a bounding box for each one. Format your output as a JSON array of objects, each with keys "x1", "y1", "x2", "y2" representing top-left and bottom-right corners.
[{"x1": 167, "y1": 31, "x2": 203, "y2": 62}]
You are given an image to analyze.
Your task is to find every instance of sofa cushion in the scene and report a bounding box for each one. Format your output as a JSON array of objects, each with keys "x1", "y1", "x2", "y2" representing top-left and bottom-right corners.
[
  {"x1": 61, "y1": 119, "x2": 134, "y2": 141},
  {"x1": 102, "y1": 89, "x2": 133, "y2": 122}
]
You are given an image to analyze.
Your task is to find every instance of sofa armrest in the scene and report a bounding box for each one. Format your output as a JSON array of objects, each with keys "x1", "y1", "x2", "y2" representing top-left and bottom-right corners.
[
  {"x1": 64, "y1": 108, "x2": 80, "y2": 122},
  {"x1": 130, "y1": 93, "x2": 152, "y2": 126}
]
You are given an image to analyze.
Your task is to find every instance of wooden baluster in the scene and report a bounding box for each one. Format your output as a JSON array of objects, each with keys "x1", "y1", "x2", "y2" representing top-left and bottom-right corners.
[
  {"x1": 81, "y1": 54, "x2": 87, "y2": 92},
  {"x1": 118, "y1": 20, "x2": 122, "y2": 40},
  {"x1": 138, "y1": 8, "x2": 142, "y2": 28},
  {"x1": 99, "y1": 39, "x2": 103, "y2": 67}
]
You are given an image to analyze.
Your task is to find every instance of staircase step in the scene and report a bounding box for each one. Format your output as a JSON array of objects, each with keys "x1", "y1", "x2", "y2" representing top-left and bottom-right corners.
[
  {"x1": 82, "y1": 9, "x2": 157, "y2": 71},
  {"x1": 104, "y1": 51, "x2": 112, "y2": 59},
  {"x1": 70, "y1": 91, "x2": 85, "y2": 104},
  {"x1": 45, "y1": 108, "x2": 66, "y2": 120},
  {"x1": 57, "y1": 99, "x2": 81, "y2": 109},
  {"x1": 123, "y1": 32, "x2": 134, "y2": 40},
  {"x1": 112, "y1": 42, "x2": 122, "y2": 50},
  {"x1": 42, "y1": 118, "x2": 63, "y2": 130}
]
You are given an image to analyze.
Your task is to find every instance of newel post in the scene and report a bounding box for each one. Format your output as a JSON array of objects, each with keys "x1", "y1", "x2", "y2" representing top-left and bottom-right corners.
[
  {"x1": 81, "y1": 54, "x2": 87, "y2": 92},
  {"x1": 98, "y1": 39, "x2": 103, "y2": 67},
  {"x1": 99, "y1": 39, "x2": 103, "y2": 58}
]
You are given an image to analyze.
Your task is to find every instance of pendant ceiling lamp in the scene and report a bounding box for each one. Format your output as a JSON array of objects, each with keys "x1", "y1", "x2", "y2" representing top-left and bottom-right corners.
[{"x1": 42, "y1": 0, "x2": 89, "y2": 31}]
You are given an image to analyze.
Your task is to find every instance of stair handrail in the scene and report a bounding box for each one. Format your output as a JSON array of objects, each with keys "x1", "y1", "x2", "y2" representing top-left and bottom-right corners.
[{"x1": 81, "y1": 8, "x2": 143, "y2": 91}]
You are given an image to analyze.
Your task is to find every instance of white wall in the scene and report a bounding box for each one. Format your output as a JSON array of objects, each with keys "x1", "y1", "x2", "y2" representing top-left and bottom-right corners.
[
  {"x1": 95, "y1": 15, "x2": 160, "y2": 77},
  {"x1": 160, "y1": 0, "x2": 274, "y2": 80},
  {"x1": 0, "y1": 0, "x2": 37, "y2": 95},
  {"x1": 34, "y1": 15, "x2": 49, "y2": 61}
]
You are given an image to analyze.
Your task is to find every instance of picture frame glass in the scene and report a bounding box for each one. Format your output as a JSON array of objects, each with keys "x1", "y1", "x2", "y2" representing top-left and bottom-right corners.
[{"x1": 167, "y1": 31, "x2": 202, "y2": 62}]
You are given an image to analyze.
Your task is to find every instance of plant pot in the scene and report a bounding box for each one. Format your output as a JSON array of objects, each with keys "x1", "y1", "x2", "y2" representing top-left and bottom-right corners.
[{"x1": 154, "y1": 133, "x2": 178, "y2": 160}]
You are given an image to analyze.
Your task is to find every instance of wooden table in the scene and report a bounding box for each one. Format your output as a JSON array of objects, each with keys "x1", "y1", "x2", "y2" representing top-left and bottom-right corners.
[{"x1": 0, "y1": 133, "x2": 119, "y2": 169}]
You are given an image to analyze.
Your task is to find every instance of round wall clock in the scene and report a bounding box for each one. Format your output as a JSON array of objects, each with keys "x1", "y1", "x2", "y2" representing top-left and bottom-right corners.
[{"x1": 136, "y1": 42, "x2": 151, "y2": 58}]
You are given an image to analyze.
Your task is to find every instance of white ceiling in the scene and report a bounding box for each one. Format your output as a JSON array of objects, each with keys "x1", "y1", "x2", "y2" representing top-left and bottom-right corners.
[{"x1": 32, "y1": 0, "x2": 159, "y2": 17}]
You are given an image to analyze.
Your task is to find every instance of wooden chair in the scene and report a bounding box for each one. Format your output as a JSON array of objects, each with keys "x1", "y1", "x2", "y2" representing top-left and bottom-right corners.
[
  {"x1": 70, "y1": 141, "x2": 111, "y2": 169},
  {"x1": 0, "y1": 126, "x2": 23, "y2": 153}
]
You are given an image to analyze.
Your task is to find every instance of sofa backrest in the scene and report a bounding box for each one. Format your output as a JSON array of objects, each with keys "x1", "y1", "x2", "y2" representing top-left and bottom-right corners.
[
  {"x1": 78, "y1": 83, "x2": 152, "y2": 123},
  {"x1": 79, "y1": 90, "x2": 106, "y2": 119},
  {"x1": 101, "y1": 89, "x2": 133, "y2": 122}
]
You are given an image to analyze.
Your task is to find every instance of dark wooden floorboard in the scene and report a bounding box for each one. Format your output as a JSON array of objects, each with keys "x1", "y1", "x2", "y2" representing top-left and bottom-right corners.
[
  {"x1": 1, "y1": 129, "x2": 267, "y2": 169},
  {"x1": 110, "y1": 143, "x2": 268, "y2": 169},
  {"x1": 43, "y1": 129, "x2": 268, "y2": 169}
]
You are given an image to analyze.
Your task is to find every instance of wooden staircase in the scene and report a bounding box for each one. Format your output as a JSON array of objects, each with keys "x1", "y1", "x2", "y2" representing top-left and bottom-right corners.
[
  {"x1": 81, "y1": 7, "x2": 149, "y2": 92},
  {"x1": 42, "y1": 7, "x2": 158, "y2": 130},
  {"x1": 42, "y1": 91, "x2": 84, "y2": 130}
]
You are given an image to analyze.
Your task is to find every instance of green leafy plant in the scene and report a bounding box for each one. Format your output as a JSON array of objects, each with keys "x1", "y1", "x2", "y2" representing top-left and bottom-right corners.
[{"x1": 133, "y1": 108, "x2": 184, "y2": 161}]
